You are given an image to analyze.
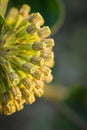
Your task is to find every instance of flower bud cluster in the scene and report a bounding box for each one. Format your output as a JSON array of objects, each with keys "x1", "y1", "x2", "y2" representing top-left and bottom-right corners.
[{"x1": 0, "y1": 4, "x2": 54, "y2": 115}]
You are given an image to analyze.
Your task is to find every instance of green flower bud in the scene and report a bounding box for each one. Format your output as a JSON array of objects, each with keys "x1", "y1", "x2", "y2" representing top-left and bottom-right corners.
[
  {"x1": 0, "y1": 80, "x2": 7, "y2": 94},
  {"x1": 8, "y1": 72, "x2": 20, "y2": 86}
]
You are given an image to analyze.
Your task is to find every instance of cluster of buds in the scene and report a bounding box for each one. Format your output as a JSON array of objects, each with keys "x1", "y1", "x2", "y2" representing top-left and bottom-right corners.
[{"x1": 0, "y1": 4, "x2": 54, "y2": 115}]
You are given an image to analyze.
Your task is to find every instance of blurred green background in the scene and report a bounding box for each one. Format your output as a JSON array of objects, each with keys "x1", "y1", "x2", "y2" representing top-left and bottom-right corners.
[{"x1": 0, "y1": 0, "x2": 87, "y2": 130}]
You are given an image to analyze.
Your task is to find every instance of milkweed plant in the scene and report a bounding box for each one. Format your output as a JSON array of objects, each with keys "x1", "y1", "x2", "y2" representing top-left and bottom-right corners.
[{"x1": 0, "y1": 4, "x2": 54, "y2": 115}]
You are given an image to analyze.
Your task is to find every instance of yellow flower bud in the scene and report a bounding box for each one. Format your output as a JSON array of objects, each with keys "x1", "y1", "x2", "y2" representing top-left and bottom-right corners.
[
  {"x1": 0, "y1": 4, "x2": 54, "y2": 115},
  {"x1": 29, "y1": 13, "x2": 44, "y2": 26},
  {"x1": 20, "y1": 4, "x2": 31, "y2": 19},
  {"x1": 38, "y1": 26, "x2": 51, "y2": 39}
]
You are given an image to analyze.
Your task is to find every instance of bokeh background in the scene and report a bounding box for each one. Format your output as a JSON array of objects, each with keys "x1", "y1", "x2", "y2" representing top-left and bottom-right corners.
[{"x1": 0, "y1": 0, "x2": 87, "y2": 130}]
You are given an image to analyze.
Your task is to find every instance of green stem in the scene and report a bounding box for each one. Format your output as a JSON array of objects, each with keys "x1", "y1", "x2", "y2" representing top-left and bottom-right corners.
[{"x1": 44, "y1": 85, "x2": 69, "y2": 102}]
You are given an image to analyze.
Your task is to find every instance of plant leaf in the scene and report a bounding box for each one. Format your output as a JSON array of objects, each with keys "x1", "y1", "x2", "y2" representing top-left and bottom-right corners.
[{"x1": 0, "y1": 0, "x2": 9, "y2": 17}]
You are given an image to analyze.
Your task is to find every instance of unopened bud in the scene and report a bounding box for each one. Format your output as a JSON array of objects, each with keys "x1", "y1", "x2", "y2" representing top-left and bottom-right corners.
[
  {"x1": 8, "y1": 72, "x2": 20, "y2": 86},
  {"x1": 32, "y1": 42, "x2": 46, "y2": 50},
  {"x1": 21, "y1": 87, "x2": 35, "y2": 104},
  {"x1": 22, "y1": 63, "x2": 36, "y2": 74},
  {"x1": 14, "y1": 100, "x2": 24, "y2": 111},
  {"x1": 10, "y1": 86, "x2": 22, "y2": 100},
  {"x1": 32, "y1": 70, "x2": 44, "y2": 80},
  {"x1": 2, "y1": 102, "x2": 16, "y2": 115},
  {"x1": 42, "y1": 38, "x2": 54, "y2": 49},
  {"x1": 29, "y1": 13, "x2": 44, "y2": 26},
  {"x1": 44, "y1": 73, "x2": 53, "y2": 83},
  {"x1": 33, "y1": 88, "x2": 44, "y2": 97},
  {"x1": 2, "y1": 93, "x2": 16, "y2": 115},
  {"x1": 40, "y1": 51, "x2": 54, "y2": 60},
  {"x1": 20, "y1": 4, "x2": 31, "y2": 19},
  {"x1": 22, "y1": 77, "x2": 35, "y2": 90},
  {"x1": 40, "y1": 66, "x2": 51, "y2": 76},
  {"x1": 30, "y1": 56, "x2": 44, "y2": 66},
  {"x1": 33, "y1": 79, "x2": 44, "y2": 89},
  {"x1": 44, "y1": 59, "x2": 54, "y2": 68},
  {"x1": 8, "y1": 7, "x2": 18, "y2": 18},
  {"x1": 27, "y1": 24, "x2": 39, "y2": 33},
  {"x1": 38, "y1": 26, "x2": 51, "y2": 39}
]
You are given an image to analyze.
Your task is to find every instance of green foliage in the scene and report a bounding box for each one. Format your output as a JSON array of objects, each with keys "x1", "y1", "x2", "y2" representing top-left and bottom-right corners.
[
  {"x1": 0, "y1": 15, "x2": 5, "y2": 27},
  {"x1": 54, "y1": 86, "x2": 87, "y2": 130}
]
